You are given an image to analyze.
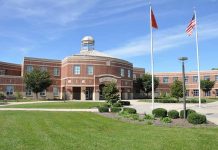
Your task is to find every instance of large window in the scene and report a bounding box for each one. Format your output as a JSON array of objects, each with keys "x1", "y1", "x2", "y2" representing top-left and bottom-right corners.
[
  {"x1": 205, "y1": 91, "x2": 211, "y2": 96},
  {"x1": 53, "y1": 67, "x2": 60, "y2": 76},
  {"x1": 40, "y1": 90, "x2": 46, "y2": 97},
  {"x1": 53, "y1": 87, "x2": 59, "y2": 96},
  {"x1": 6, "y1": 85, "x2": 14, "y2": 96},
  {"x1": 26, "y1": 89, "x2": 32, "y2": 96},
  {"x1": 215, "y1": 75, "x2": 218, "y2": 81},
  {"x1": 26, "y1": 65, "x2": 33, "y2": 73},
  {"x1": 204, "y1": 76, "x2": 210, "y2": 80},
  {"x1": 185, "y1": 76, "x2": 189, "y2": 83},
  {"x1": 173, "y1": 77, "x2": 178, "y2": 81},
  {"x1": 0, "y1": 70, "x2": 5, "y2": 75},
  {"x1": 128, "y1": 70, "x2": 131, "y2": 78},
  {"x1": 133, "y1": 74, "x2": 136, "y2": 80},
  {"x1": 163, "y1": 77, "x2": 169, "y2": 83},
  {"x1": 87, "y1": 65, "x2": 93, "y2": 75},
  {"x1": 193, "y1": 76, "x2": 198, "y2": 83},
  {"x1": 120, "y1": 68, "x2": 125, "y2": 77},
  {"x1": 193, "y1": 89, "x2": 199, "y2": 96},
  {"x1": 40, "y1": 66, "x2": 47, "y2": 72},
  {"x1": 74, "y1": 65, "x2": 80, "y2": 75}
]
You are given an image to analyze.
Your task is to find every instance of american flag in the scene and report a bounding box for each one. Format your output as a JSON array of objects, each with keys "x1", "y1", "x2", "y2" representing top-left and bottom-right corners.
[{"x1": 186, "y1": 14, "x2": 196, "y2": 36}]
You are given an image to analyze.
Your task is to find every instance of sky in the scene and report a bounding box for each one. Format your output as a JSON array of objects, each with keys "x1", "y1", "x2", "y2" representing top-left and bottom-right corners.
[{"x1": 0, "y1": 0, "x2": 218, "y2": 72}]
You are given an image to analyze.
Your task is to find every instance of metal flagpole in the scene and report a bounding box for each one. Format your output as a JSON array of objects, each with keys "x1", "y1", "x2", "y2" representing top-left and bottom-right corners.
[
  {"x1": 194, "y1": 9, "x2": 201, "y2": 108},
  {"x1": 150, "y1": 5, "x2": 155, "y2": 110}
]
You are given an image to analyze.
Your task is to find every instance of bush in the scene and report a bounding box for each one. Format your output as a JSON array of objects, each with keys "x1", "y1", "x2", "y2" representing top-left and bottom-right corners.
[
  {"x1": 144, "y1": 114, "x2": 155, "y2": 120},
  {"x1": 0, "y1": 93, "x2": 6, "y2": 100},
  {"x1": 161, "y1": 117, "x2": 172, "y2": 123},
  {"x1": 98, "y1": 106, "x2": 109, "y2": 113},
  {"x1": 186, "y1": 99, "x2": 207, "y2": 103},
  {"x1": 152, "y1": 108, "x2": 167, "y2": 118},
  {"x1": 168, "y1": 110, "x2": 179, "y2": 119},
  {"x1": 113, "y1": 102, "x2": 122, "y2": 107},
  {"x1": 119, "y1": 101, "x2": 130, "y2": 106},
  {"x1": 101, "y1": 103, "x2": 111, "y2": 108},
  {"x1": 187, "y1": 113, "x2": 207, "y2": 124},
  {"x1": 15, "y1": 92, "x2": 23, "y2": 100},
  {"x1": 123, "y1": 107, "x2": 137, "y2": 114},
  {"x1": 180, "y1": 109, "x2": 196, "y2": 118},
  {"x1": 111, "y1": 107, "x2": 122, "y2": 113},
  {"x1": 155, "y1": 99, "x2": 179, "y2": 103}
]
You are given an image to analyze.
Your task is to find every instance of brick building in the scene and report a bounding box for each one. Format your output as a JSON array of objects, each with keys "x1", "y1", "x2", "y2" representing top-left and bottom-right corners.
[{"x1": 0, "y1": 36, "x2": 144, "y2": 100}]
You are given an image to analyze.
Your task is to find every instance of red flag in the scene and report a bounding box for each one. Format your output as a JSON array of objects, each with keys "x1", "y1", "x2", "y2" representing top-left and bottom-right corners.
[
  {"x1": 186, "y1": 14, "x2": 196, "y2": 36},
  {"x1": 151, "y1": 9, "x2": 158, "y2": 29}
]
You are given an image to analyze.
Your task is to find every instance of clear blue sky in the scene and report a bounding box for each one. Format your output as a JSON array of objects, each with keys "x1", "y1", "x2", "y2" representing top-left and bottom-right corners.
[{"x1": 0, "y1": 0, "x2": 217, "y2": 72}]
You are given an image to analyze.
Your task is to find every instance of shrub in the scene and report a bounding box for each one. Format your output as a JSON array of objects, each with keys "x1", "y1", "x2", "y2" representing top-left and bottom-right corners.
[
  {"x1": 119, "y1": 101, "x2": 130, "y2": 106},
  {"x1": 0, "y1": 93, "x2": 6, "y2": 100},
  {"x1": 98, "y1": 106, "x2": 109, "y2": 113},
  {"x1": 168, "y1": 110, "x2": 179, "y2": 119},
  {"x1": 180, "y1": 109, "x2": 196, "y2": 118},
  {"x1": 187, "y1": 113, "x2": 207, "y2": 124},
  {"x1": 152, "y1": 108, "x2": 167, "y2": 118},
  {"x1": 100, "y1": 103, "x2": 111, "y2": 108},
  {"x1": 131, "y1": 114, "x2": 139, "y2": 120},
  {"x1": 144, "y1": 114, "x2": 155, "y2": 120},
  {"x1": 146, "y1": 121, "x2": 153, "y2": 125},
  {"x1": 15, "y1": 92, "x2": 23, "y2": 100},
  {"x1": 113, "y1": 102, "x2": 122, "y2": 107},
  {"x1": 111, "y1": 107, "x2": 122, "y2": 113},
  {"x1": 123, "y1": 107, "x2": 137, "y2": 114},
  {"x1": 161, "y1": 117, "x2": 172, "y2": 123}
]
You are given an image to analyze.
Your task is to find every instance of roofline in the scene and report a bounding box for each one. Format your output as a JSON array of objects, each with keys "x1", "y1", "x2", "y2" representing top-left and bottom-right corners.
[
  {"x1": 0, "y1": 61, "x2": 21, "y2": 67},
  {"x1": 24, "y1": 57, "x2": 61, "y2": 63}
]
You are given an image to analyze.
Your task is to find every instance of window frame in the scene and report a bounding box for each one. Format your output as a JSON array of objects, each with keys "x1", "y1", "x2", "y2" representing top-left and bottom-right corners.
[
  {"x1": 53, "y1": 67, "x2": 60, "y2": 76},
  {"x1": 26, "y1": 65, "x2": 33, "y2": 73},
  {"x1": 87, "y1": 65, "x2": 94, "y2": 75},
  {"x1": 40, "y1": 89, "x2": 46, "y2": 97},
  {"x1": 73, "y1": 65, "x2": 81, "y2": 75},
  {"x1": 120, "y1": 68, "x2": 125, "y2": 77},
  {"x1": 163, "y1": 77, "x2": 169, "y2": 84},
  {"x1": 53, "y1": 87, "x2": 59, "y2": 96},
  {"x1": 6, "y1": 85, "x2": 14, "y2": 96}
]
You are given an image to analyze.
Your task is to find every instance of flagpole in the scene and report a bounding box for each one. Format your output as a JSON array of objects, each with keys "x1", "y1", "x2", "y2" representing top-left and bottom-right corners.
[
  {"x1": 150, "y1": 4, "x2": 155, "y2": 110},
  {"x1": 194, "y1": 8, "x2": 201, "y2": 108}
]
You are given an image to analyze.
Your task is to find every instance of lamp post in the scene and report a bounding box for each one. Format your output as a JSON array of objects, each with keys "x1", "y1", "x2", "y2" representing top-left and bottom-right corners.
[{"x1": 179, "y1": 57, "x2": 188, "y2": 119}]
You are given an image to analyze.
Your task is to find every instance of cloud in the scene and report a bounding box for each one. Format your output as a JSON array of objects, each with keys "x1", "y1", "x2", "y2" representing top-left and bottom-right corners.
[{"x1": 103, "y1": 14, "x2": 218, "y2": 58}]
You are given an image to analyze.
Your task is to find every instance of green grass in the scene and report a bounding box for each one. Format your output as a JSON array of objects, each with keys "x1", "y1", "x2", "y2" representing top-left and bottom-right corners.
[
  {"x1": 0, "y1": 111, "x2": 217, "y2": 150},
  {"x1": 1, "y1": 101, "x2": 105, "y2": 109}
]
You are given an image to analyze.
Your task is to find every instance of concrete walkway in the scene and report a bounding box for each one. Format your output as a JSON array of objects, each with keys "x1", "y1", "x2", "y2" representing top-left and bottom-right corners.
[{"x1": 128, "y1": 100, "x2": 218, "y2": 125}]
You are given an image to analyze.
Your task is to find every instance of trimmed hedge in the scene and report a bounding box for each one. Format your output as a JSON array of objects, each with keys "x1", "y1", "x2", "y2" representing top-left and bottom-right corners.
[
  {"x1": 119, "y1": 101, "x2": 130, "y2": 106},
  {"x1": 155, "y1": 99, "x2": 179, "y2": 103},
  {"x1": 113, "y1": 102, "x2": 122, "y2": 107},
  {"x1": 123, "y1": 107, "x2": 137, "y2": 114},
  {"x1": 180, "y1": 109, "x2": 196, "y2": 118},
  {"x1": 186, "y1": 99, "x2": 206, "y2": 103},
  {"x1": 187, "y1": 113, "x2": 207, "y2": 124},
  {"x1": 152, "y1": 108, "x2": 167, "y2": 118},
  {"x1": 98, "y1": 107, "x2": 109, "y2": 113},
  {"x1": 168, "y1": 110, "x2": 179, "y2": 119},
  {"x1": 111, "y1": 107, "x2": 122, "y2": 113}
]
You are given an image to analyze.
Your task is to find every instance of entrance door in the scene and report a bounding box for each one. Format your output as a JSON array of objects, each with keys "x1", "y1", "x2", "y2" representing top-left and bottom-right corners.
[
  {"x1": 99, "y1": 84, "x2": 105, "y2": 100},
  {"x1": 86, "y1": 87, "x2": 93, "y2": 100},
  {"x1": 73, "y1": 87, "x2": 81, "y2": 100}
]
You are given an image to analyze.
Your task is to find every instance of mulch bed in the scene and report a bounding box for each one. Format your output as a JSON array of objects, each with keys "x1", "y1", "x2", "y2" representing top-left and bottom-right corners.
[{"x1": 96, "y1": 112, "x2": 216, "y2": 128}]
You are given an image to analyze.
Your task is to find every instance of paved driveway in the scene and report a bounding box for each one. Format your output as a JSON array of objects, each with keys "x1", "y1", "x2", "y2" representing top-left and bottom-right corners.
[{"x1": 128, "y1": 100, "x2": 218, "y2": 125}]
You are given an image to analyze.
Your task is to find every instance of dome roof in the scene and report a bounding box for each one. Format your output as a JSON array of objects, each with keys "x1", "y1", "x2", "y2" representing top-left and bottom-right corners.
[{"x1": 81, "y1": 36, "x2": 94, "y2": 42}]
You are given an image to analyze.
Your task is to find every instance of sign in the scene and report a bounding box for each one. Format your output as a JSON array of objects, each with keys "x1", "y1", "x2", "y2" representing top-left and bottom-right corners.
[{"x1": 99, "y1": 77, "x2": 117, "y2": 83}]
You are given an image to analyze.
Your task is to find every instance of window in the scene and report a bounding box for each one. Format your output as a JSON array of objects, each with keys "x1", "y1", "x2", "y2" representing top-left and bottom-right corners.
[
  {"x1": 6, "y1": 85, "x2": 14, "y2": 96},
  {"x1": 0, "y1": 70, "x2": 5, "y2": 75},
  {"x1": 216, "y1": 89, "x2": 218, "y2": 96},
  {"x1": 26, "y1": 89, "x2": 32, "y2": 96},
  {"x1": 133, "y1": 74, "x2": 136, "y2": 80},
  {"x1": 53, "y1": 87, "x2": 59, "y2": 96},
  {"x1": 205, "y1": 91, "x2": 211, "y2": 96},
  {"x1": 74, "y1": 65, "x2": 80, "y2": 75},
  {"x1": 128, "y1": 70, "x2": 131, "y2": 78},
  {"x1": 53, "y1": 67, "x2": 60, "y2": 76},
  {"x1": 26, "y1": 65, "x2": 33, "y2": 73},
  {"x1": 193, "y1": 89, "x2": 199, "y2": 96},
  {"x1": 204, "y1": 76, "x2": 210, "y2": 80},
  {"x1": 185, "y1": 76, "x2": 189, "y2": 83},
  {"x1": 215, "y1": 75, "x2": 218, "y2": 81},
  {"x1": 173, "y1": 77, "x2": 178, "y2": 81},
  {"x1": 186, "y1": 90, "x2": 189, "y2": 97},
  {"x1": 40, "y1": 66, "x2": 47, "y2": 72},
  {"x1": 163, "y1": 77, "x2": 169, "y2": 83},
  {"x1": 87, "y1": 65, "x2": 93, "y2": 75},
  {"x1": 40, "y1": 90, "x2": 46, "y2": 97},
  {"x1": 120, "y1": 68, "x2": 125, "y2": 77},
  {"x1": 193, "y1": 76, "x2": 198, "y2": 83}
]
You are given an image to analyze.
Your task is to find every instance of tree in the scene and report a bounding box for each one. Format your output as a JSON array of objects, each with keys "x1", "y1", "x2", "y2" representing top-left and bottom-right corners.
[
  {"x1": 140, "y1": 73, "x2": 159, "y2": 97},
  {"x1": 102, "y1": 82, "x2": 120, "y2": 105},
  {"x1": 170, "y1": 80, "x2": 183, "y2": 100},
  {"x1": 24, "y1": 69, "x2": 52, "y2": 99},
  {"x1": 200, "y1": 80, "x2": 215, "y2": 94}
]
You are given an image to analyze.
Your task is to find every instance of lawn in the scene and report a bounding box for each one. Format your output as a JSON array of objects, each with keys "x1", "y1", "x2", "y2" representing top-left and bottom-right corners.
[
  {"x1": 1, "y1": 101, "x2": 105, "y2": 109},
  {"x1": 0, "y1": 111, "x2": 218, "y2": 150}
]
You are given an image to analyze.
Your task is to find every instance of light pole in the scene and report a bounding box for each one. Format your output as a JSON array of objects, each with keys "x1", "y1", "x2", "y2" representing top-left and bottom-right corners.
[{"x1": 179, "y1": 57, "x2": 188, "y2": 119}]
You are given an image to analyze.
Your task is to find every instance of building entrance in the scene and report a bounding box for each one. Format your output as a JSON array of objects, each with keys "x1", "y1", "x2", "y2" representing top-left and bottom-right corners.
[
  {"x1": 86, "y1": 87, "x2": 93, "y2": 100},
  {"x1": 73, "y1": 87, "x2": 81, "y2": 100},
  {"x1": 99, "y1": 84, "x2": 105, "y2": 100}
]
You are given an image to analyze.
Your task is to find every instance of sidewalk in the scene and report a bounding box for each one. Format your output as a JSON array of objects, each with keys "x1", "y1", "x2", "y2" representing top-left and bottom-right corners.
[{"x1": 0, "y1": 108, "x2": 98, "y2": 112}]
